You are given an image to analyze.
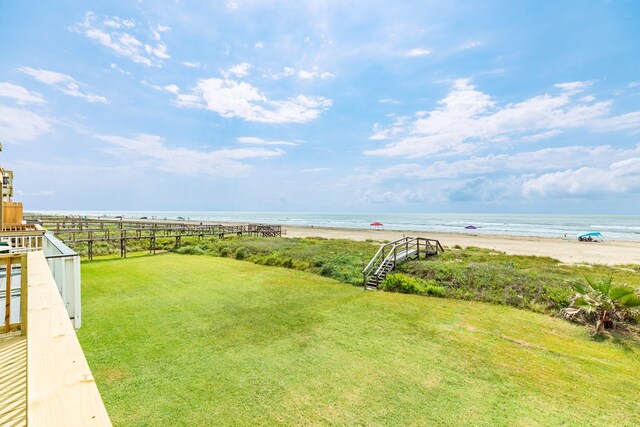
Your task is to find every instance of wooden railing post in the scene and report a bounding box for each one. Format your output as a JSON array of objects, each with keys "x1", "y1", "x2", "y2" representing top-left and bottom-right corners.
[
  {"x1": 4, "y1": 256, "x2": 10, "y2": 333},
  {"x1": 20, "y1": 254, "x2": 27, "y2": 336}
]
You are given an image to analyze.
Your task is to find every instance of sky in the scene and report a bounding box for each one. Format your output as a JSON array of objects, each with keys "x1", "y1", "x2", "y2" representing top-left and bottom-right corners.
[{"x1": 0, "y1": 0, "x2": 639, "y2": 214}]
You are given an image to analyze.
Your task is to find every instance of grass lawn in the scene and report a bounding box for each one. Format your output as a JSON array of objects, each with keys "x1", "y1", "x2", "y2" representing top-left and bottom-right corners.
[{"x1": 78, "y1": 253, "x2": 640, "y2": 426}]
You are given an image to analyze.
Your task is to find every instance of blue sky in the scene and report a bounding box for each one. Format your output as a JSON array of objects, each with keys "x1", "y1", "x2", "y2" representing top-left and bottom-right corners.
[{"x1": 1, "y1": 0, "x2": 639, "y2": 213}]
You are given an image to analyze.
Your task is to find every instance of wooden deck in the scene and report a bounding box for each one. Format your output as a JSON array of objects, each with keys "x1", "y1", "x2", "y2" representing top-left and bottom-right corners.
[
  {"x1": 0, "y1": 334, "x2": 26, "y2": 427},
  {"x1": 1, "y1": 252, "x2": 111, "y2": 426},
  {"x1": 26, "y1": 251, "x2": 111, "y2": 426}
]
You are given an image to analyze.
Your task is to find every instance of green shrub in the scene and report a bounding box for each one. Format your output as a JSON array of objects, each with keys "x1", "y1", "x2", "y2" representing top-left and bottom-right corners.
[
  {"x1": 381, "y1": 273, "x2": 428, "y2": 295},
  {"x1": 320, "y1": 264, "x2": 336, "y2": 277},
  {"x1": 264, "y1": 255, "x2": 278, "y2": 266},
  {"x1": 544, "y1": 285, "x2": 573, "y2": 308},
  {"x1": 425, "y1": 284, "x2": 447, "y2": 297},
  {"x1": 282, "y1": 258, "x2": 294, "y2": 269},
  {"x1": 235, "y1": 247, "x2": 248, "y2": 260},
  {"x1": 176, "y1": 246, "x2": 205, "y2": 255}
]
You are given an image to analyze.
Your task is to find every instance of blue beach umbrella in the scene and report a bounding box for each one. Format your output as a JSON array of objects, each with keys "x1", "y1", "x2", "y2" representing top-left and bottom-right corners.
[
  {"x1": 578, "y1": 232, "x2": 603, "y2": 241},
  {"x1": 578, "y1": 232, "x2": 603, "y2": 238}
]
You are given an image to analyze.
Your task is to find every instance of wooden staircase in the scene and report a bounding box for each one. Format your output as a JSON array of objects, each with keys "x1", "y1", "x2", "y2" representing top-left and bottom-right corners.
[{"x1": 362, "y1": 237, "x2": 444, "y2": 290}]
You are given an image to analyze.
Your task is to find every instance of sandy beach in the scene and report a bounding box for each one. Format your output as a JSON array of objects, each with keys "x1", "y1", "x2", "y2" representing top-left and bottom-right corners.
[
  {"x1": 281, "y1": 225, "x2": 640, "y2": 265},
  {"x1": 75, "y1": 215, "x2": 640, "y2": 265}
]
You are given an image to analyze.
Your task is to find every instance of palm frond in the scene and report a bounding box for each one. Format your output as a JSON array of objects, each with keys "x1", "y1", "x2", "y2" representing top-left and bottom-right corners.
[
  {"x1": 609, "y1": 285, "x2": 635, "y2": 301},
  {"x1": 620, "y1": 294, "x2": 640, "y2": 308},
  {"x1": 571, "y1": 282, "x2": 587, "y2": 295},
  {"x1": 589, "y1": 277, "x2": 612, "y2": 295},
  {"x1": 573, "y1": 296, "x2": 595, "y2": 313}
]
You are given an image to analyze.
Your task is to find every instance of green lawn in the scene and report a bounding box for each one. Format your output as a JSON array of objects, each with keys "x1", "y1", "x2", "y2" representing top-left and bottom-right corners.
[{"x1": 78, "y1": 254, "x2": 640, "y2": 426}]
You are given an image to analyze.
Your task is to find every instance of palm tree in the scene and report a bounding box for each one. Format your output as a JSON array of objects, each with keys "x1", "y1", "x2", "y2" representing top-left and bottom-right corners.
[{"x1": 565, "y1": 278, "x2": 640, "y2": 335}]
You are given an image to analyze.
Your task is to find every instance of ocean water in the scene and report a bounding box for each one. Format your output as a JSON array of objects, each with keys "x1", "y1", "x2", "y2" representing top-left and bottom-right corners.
[{"x1": 35, "y1": 211, "x2": 640, "y2": 242}]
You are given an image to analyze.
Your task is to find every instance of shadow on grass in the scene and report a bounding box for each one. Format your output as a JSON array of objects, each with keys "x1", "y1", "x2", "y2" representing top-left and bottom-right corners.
[
  {"x1": 80, "y1": 250, "x2": 172, "y2": 264},
  {"x1": 589, "y1": 328, "x2": 640, "y2": 353}
]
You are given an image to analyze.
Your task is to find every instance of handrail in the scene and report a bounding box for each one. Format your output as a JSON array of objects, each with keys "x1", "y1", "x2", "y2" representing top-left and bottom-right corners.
[
  {"x1": 362, "y1": 237, "x2": 411, "y2": 276},
  {"x1": 362, "y1": 237, "x2": 416, "y2": 285},
  {"x1": 373, "y1": 237, "x2": 419, "y2": 277},
  {"x1": 362, "y1": 237, "x2": 444, "y2": 286},
  {"x1": 1, "y1": 253, "x2": 28, "y2": 335}
]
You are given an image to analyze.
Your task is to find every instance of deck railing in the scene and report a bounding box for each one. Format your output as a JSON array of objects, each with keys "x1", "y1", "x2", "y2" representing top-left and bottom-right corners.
[
  {"x1": 362, "y1": 237, "x2": 409, "y2": 285},
  {"x1": 0, "y1": 224, "x2": 46, "y2": 253},
  {"x1": 1, "y1": 253, "x2": 28, "y2": 336},
  {"x1": 43, "y1": 232, "x2": 82, "y2": 328},
  {"x1": 0, "y1": 251, "x2": 111, "y2": 425}
]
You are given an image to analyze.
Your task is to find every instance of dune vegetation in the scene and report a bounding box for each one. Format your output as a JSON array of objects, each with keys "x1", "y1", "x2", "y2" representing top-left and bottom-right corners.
[
  {"x1": 171, "y1": 237, "x2": 640, "y2": 323},
  {"x1": 79, "y1": 253, "x2": 640, "y2": 426}
]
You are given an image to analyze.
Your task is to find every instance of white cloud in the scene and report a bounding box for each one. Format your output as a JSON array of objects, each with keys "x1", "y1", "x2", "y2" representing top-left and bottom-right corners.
[
  {"x1": 301, "y1": 167, "x2": 329, "y2": 173},
  {"x1": 0, "y1": 105, "x2": 52, "y2": 143},
  {"x1": 142, "y1": 80, "x2": 180, "y2": 95},
  {"x1": 378, "y1": 98, "x2": 401, "y2": 105},
  {"x1": 369, "y1": 116, "x2": 411, "y2": 140},
  {"x1": 592, "y1": 112, "x2": 640, "y2": 133},
  {"x1": 554, "y1": 81, "x2": 593, "y2": 95},
  {"x1": 19, "y1": 67, "x2": 108, "y2": 103},
  {"x1": 92, "y1": 132, "x2": 284, "y2": 177},
  {"x1": 366, "y1": 79, "x2": 640, "y2": 158},
  {"x1": 181, "y1": 61, "x2": 201, "y2": 68},
  {"x1": 222, "y1": 62, "x2": 252, "y2": 78},
  {"x1": 76, "y1": 12, "x2": 170, "y2": 67},
  {"x1": 357, "y1": 145, "x2": 639, "y2": 184},
  {"x1": 177, "y1": 77, "x2": 332, "y2": 123},
  {"x1": 298, "y1": 70, "x2": 315, "y2": 79},
  {"x1": 18, "y1": 67, "x2": 70, "y2": 85},
  {"x1": 298, "y1": 67, "x2": 335, "y2": 80},
  {"x1": 237, "y1": 137, "x2": 299, "y2": 146},
  {"x1": 358, "y1": 188, "x2": 427, "y2": 204},
  {"x1": 254, "y1": 41, "x2": 264, "y2": 48},
  {"x1": 103, "y1": 17, "x2": 135, "y2": 29},
  {"x1": 157, "y1": 24, "x2": 171, "y2": 32},
  {"x1": 162, "y1": 84, "x2": 180, "y2": 94},
  {"x1": 269, "y1": 67, "x2": 295, "y2": 80},
  {"x1": 110, "y1": 63, "x2": 131, "y2": 75},
  {"x1": 406, "y1": 48, "x2": 431, "y2": 57},
  {"x1": 522, "y1": 157, "x2": 640, "y2": 197},
  {"x1": 521, "y1": 129, "x2": 562, "y2": 141},
  {"x1": 268, "y1": 66, "x2": 334, "y2": 80},
  {"x1": 0, "y1": 83, "x2": 46, "y2": 104},
  {"x1": 460, "y1": 40, "x2": 481, "y2": 50}
]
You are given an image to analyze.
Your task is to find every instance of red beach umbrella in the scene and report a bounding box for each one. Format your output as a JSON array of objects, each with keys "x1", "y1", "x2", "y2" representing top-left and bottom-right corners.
[{"x1": 370, "y1": 221, "x2": 383, "y2": 228}]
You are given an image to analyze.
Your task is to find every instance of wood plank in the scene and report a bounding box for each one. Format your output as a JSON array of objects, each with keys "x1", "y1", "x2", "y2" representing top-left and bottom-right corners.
[
  {"x1": 26, "y1": 251, "x2": 111, "y2": 426},
  {"x1": 0, "y1": 334, "x2": 26, "y2": 427}
]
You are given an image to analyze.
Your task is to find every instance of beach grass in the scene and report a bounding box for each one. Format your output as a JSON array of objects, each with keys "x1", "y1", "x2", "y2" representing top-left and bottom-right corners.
[
  {"x1": 78, "y1": 253, "x2": 640, "y2": 426},
  {"x1": 172, "y1": 237, "x2": 639, "y2": 319}
]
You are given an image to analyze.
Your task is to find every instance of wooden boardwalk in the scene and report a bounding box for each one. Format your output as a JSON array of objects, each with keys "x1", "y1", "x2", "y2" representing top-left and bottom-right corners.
[
  {"x1": 0, "y1": 333, "x2": 27, "y2": 427},
  {"x1": 27, "y1": 216, "x2": 283, "y2": 260}
]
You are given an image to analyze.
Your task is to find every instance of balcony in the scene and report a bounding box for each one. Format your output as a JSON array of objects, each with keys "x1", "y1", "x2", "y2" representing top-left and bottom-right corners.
[{"x1": 0, "y1": 244, "x2": 110, "y2": 425}]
